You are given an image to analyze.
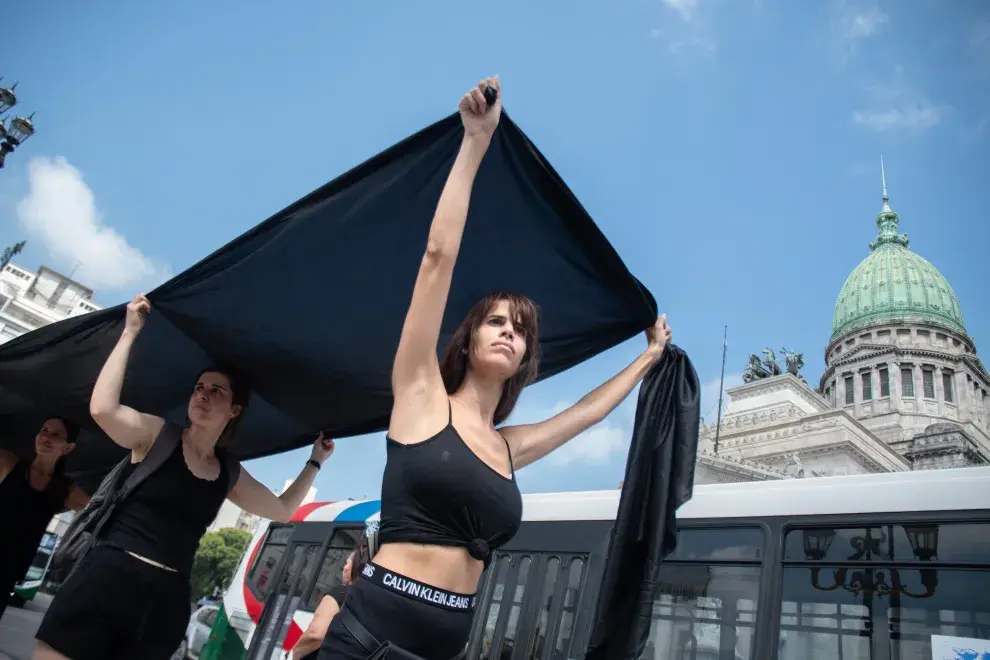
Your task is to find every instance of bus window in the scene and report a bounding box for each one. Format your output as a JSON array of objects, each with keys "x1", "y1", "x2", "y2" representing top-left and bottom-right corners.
[
  {"x1": 531, "y1": 557, "x2": 560, "y2": 660},
  {"x1": 643, "y1": 527, "x2": 764, "y2": 659},
  {"x1": 474, "y1": 552, "x2": 589, "y2": 660},
  {"x1": 302, "y1": 528, "x2": 363, "y2": 612},
  {"x1": 779, "y1": 522, "x2": 990, "y2": 659},
  {"x1": 246, "y1": 525, "x2": 293, "y2": 602},
  {"x1": 478, "y1": 555, "x2": 512, "y2": 659}
]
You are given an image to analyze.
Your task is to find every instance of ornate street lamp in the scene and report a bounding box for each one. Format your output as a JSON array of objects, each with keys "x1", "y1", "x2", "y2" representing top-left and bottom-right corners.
[
  {"x1": 0, "y1": 77, "x2": 36, "y2": 170},
  {"x1": 0, "y1": 79, "x2": 17, "y2": 114},
  {"x1": 904, "y1": 523, "x2": 939, "y2": 561},
  {"x1": 807, "y1": 525, "x2": 940, "y2": 599},
  {"x1": 0, "y1": 112, "x2": 35, "y2": 169},
  {"x1": 802, "y1": 528, "x2": 836, "y2": 560}
]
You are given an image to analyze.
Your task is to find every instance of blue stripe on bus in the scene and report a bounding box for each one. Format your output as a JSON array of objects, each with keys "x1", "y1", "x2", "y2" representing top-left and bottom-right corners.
[{"x1": 334, "y1": 500, "x2": 382, "y2": 522}]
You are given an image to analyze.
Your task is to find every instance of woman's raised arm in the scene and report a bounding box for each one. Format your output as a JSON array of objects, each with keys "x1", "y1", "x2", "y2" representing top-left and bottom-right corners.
[
  {"x1": 89, "y1": 294, "x2": 164, "y2": 456},
  {"x1": 502, "y1": 316, "x2": 672, "y2": 469},
  {"x1": 390, "y1": 77, "x2": 503, "y2": 435}
]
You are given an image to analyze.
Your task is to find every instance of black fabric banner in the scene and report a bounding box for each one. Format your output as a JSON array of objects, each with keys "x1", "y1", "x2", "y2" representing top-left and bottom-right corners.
[
  {"x1": 0, "y1": 111, "x2": 656, "y2": 493},
  {"x1": 584, "y1": 344, "x2": 700, "y2": 660}
]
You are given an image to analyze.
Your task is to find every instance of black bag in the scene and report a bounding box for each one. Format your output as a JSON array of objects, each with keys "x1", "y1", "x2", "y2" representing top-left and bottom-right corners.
[
  {"x1": 48, "y1": 456, "x2": 128, "y2": 584},
  {"x1": 49, "y1": 421, "x2": 241, "y2": 583},
  {"x1": 338, "y1": 608, "x2": 465, "y2": 660}
]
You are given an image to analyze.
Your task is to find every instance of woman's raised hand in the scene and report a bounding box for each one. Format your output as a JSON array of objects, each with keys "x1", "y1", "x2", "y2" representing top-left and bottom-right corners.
[
  {"x1": 646, "y1": 315, "x2": 672, "y2": 360},
  {"x1": 458, "y1": 76, "x2": 502, "y2": 140},
  {"x1": 124, "y1": 294, "x2": 151, "y2": 336},
  {"x1": 311, "y1": 432, "x2": 336, "y2": 465}
]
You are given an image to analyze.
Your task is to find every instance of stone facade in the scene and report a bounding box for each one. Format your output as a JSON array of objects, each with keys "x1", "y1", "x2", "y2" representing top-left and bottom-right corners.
[
  {"x1": 698, "y1": 374, "x2": 912, "y2": 483},
  {"x1": 820, "y1": 319, "x2": 990, "y2": 470},
  {"x1": 692, "y1": 172, "x2": 989, "y2": 483}
]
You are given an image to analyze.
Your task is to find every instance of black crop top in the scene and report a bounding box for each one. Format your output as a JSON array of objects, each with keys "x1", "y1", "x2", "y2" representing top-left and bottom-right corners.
[
  {"x1": 377, "y1": 405, "x2": 523, "y2": 566},
  {"x1": 106, "y1": 440, "x2": 230, "y2": 574}
]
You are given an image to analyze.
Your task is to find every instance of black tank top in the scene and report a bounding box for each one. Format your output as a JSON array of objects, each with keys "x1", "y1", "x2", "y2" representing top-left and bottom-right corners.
[
  {"x1": 105, "y1": 440, "x2": 229, "y2": 574},
  {"x1": 0, "y1": 459, "x2": 69, "y2": 593},
  {"x1": 377, "y1": 405, "x2": 523, "y2": 566}
]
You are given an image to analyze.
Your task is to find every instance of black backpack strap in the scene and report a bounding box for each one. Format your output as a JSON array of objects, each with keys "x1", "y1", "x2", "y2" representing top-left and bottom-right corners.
[
  {"x1": 117, "y1": 419, "x2": 183, "y2": 500},
  {"x1": 219, "y1": 449, "x2": 241, "y2": 496}
]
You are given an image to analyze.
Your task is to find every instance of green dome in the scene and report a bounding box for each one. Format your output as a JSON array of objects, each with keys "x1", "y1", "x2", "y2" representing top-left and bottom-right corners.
[{"x1": 831, "y1": 188, "x2": 966, "y2": 340}]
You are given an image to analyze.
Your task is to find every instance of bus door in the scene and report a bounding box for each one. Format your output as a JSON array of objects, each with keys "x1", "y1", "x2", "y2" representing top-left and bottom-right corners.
[
  {"x1": 248, "y1": 521, "x2": 332, "y2": 660},
  {"x1": 247, "y1": 522, "x2": 366, "y2": 660}
]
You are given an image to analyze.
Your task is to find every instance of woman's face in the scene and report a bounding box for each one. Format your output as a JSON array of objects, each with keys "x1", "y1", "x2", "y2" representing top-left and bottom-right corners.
[
  {"x1": 468, "y1": 299, "x2": 528, "y2": 379},
  {"x1": 34, "y1": 418, "x2": 75, "y2": 460},
  {"x1": 341, "y1": 550, "x2": 356, "y2": 585},
  {"x1": 188, "y1": 371, "x2": 242, "y2": 430}
]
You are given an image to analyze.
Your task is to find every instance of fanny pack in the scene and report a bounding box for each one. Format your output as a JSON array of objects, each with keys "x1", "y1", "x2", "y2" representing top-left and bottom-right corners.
[{"x1": 338, "y1": 608, "x2": 466, "y2": 660}]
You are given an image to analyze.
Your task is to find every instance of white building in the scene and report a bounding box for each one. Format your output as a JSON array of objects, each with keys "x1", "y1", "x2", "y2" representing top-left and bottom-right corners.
[
  {"x1": 0, "y1": 261, "x2": 102, "y2": 343},
  {"x1": 696, "y1": 172, "x2": 989, "y2": 484}
]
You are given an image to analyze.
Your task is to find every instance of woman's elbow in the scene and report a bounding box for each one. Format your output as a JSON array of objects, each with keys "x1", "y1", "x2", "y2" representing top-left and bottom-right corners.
[
  {"x1": 423, "y1": 239, "x2": 455, "y2": 267},
  {"x1": 89, "y1": 401, "x2": 111, "y2": 420},
  {"x1": 273, "y1": 505, "x2": 294, "y2": 524}
]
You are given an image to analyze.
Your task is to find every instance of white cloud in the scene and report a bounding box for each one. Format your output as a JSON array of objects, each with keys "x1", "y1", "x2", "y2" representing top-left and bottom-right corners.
[
  {"x1": 17, "y1": 157, "x2": 170, "y2": 292},
  {"x1": 700, "y1": 372, "x2": 744, "y2": 425},
  {"x1": 842, "y1": 7, "x2": 887, "y2": 40},
  {"x1": 508, "y1": 395, "x2": 636, "y2": 468},
  {"x1": 832, "y1": 2, "x2": 888, "y2": 64},
  {"x1": 663, "y1": 0, "x2": 700, "y2": 23},
  {"x1": 546, "y1": 424, "x2": 629, "y2": 466},
  {"x1": 652, "y1": 0, "x2": 716, "y2": 55},
  {"x1": 852, "y1": 100, "x2": 944, "y2": 131}
]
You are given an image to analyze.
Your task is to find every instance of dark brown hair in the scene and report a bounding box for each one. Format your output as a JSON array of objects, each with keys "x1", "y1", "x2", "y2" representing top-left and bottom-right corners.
[
  {"x1": 348, "y1": 537, "x2": 371, "y2": 583},
  {"x1": 440, "y1": 292, "x2": 541, "y2": 425},
  {"x1": 192, "y1": 365, "x2": 251, "y2": 447}
]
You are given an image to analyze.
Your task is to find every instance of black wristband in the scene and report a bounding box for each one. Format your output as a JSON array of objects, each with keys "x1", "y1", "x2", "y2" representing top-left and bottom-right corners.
[{"x1": 307, "y1": 459, "x2": 321, "y2": 471}]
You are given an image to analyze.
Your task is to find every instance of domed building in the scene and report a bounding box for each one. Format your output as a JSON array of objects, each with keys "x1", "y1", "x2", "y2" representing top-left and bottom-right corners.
[{"x1": 695, "y1": 166, "x2": 990, "y2": 484}]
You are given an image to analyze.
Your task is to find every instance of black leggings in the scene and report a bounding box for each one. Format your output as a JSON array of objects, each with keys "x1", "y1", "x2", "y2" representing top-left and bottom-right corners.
[{"x1": 319, "y1": 564, "x2": 474, "y2": 659}]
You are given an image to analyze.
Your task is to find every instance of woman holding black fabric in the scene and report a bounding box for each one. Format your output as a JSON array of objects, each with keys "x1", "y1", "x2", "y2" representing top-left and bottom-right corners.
[
  {"x1": 318, "y1": 77, "x2": 671, "y2": 659},
  {"x1": 290, "y1": 539, "x2": 371, "y2": 660},
  {"x1": 0, "y1": 418, "x2": 90, "y2": 618},
  {"x1": 33, "y1": 294, "x2": 336, "y2": 660}
]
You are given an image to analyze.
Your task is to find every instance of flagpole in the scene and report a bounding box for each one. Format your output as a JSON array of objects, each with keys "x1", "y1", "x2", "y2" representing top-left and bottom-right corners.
[{"x1": 714, "y1": 325, "x2": 727, "y2": 455}]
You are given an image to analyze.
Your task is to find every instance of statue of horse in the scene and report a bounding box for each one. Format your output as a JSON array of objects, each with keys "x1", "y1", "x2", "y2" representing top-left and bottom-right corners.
[
  {"x1": 743, "y1": 353, "x2": 772, "y2": 383},
  {"x1": 781, "y1": 347, "x2": 805, "y2": 377}
]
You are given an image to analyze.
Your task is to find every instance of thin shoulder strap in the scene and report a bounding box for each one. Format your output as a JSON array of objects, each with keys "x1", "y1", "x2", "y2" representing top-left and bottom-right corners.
[
  {"x1": 219, "y1": 450, "x2": 241, "y2": 496},
  {"x1": 498, "y1": 432, "x2": 516, "y2": 476}
]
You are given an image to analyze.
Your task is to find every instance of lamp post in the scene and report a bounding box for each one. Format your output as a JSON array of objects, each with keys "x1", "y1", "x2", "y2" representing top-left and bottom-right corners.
[{"x1": 0, "y1": 77, "x2": 36, "y2": 170}]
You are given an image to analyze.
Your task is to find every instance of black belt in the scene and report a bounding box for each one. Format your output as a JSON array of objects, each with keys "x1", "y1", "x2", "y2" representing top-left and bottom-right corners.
[{"x1": 338, "y1": 608, "x2": 467, "y2": 660}]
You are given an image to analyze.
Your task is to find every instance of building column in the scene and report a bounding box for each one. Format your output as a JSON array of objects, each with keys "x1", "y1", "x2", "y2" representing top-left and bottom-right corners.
[
  {"x1": 955, "y1": 371, "x2": 970, "y2": 422},
  {"x1": 935, "y1": 366, "x2": 946, "y2": 417},
  {"x1": 914, "y1": 364, "x2": 924, "y2": 409},
  {"x1": 889, "y1": 361, "x2": 900, "y2": 410}
]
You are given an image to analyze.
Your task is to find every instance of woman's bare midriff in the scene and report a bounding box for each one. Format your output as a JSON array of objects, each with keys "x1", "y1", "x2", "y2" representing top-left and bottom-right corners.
[{"x1": 373, "y1": 543, "x2": 484, "y2": 594}]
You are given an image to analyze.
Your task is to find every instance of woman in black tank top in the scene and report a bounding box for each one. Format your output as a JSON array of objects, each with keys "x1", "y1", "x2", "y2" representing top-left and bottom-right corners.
[
  {"x1": 320, "y1": 78, "x2": 672, "y2": 660},
  {"x1": 34, "y1": 294, "x2": 337, "y2": 660},
  {"x1": 0, "y1": 417, "x2": 89, "y2": 618},
  {"x1": 291, "y1": 538, "x2": 371, "y2": 660}
]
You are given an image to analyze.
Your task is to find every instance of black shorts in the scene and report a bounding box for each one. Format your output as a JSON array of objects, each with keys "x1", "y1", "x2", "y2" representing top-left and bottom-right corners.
[
  {"x1": 319, "y1": 563, "x2": 475, "y2": 659},
  {"x1": 36, "y1": 545, "x2": 190, "y2": 660}
]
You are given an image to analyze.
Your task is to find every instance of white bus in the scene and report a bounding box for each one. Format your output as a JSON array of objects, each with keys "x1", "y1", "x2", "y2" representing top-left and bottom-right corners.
[{"x1": 213, "y1": 466, "x2": 990, "y2": 660}]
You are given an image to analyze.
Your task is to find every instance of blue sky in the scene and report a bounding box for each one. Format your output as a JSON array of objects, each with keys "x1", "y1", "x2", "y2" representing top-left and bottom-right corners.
[{"x1": 2, "y1": 0, "x2": 987, "y2": 501}]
